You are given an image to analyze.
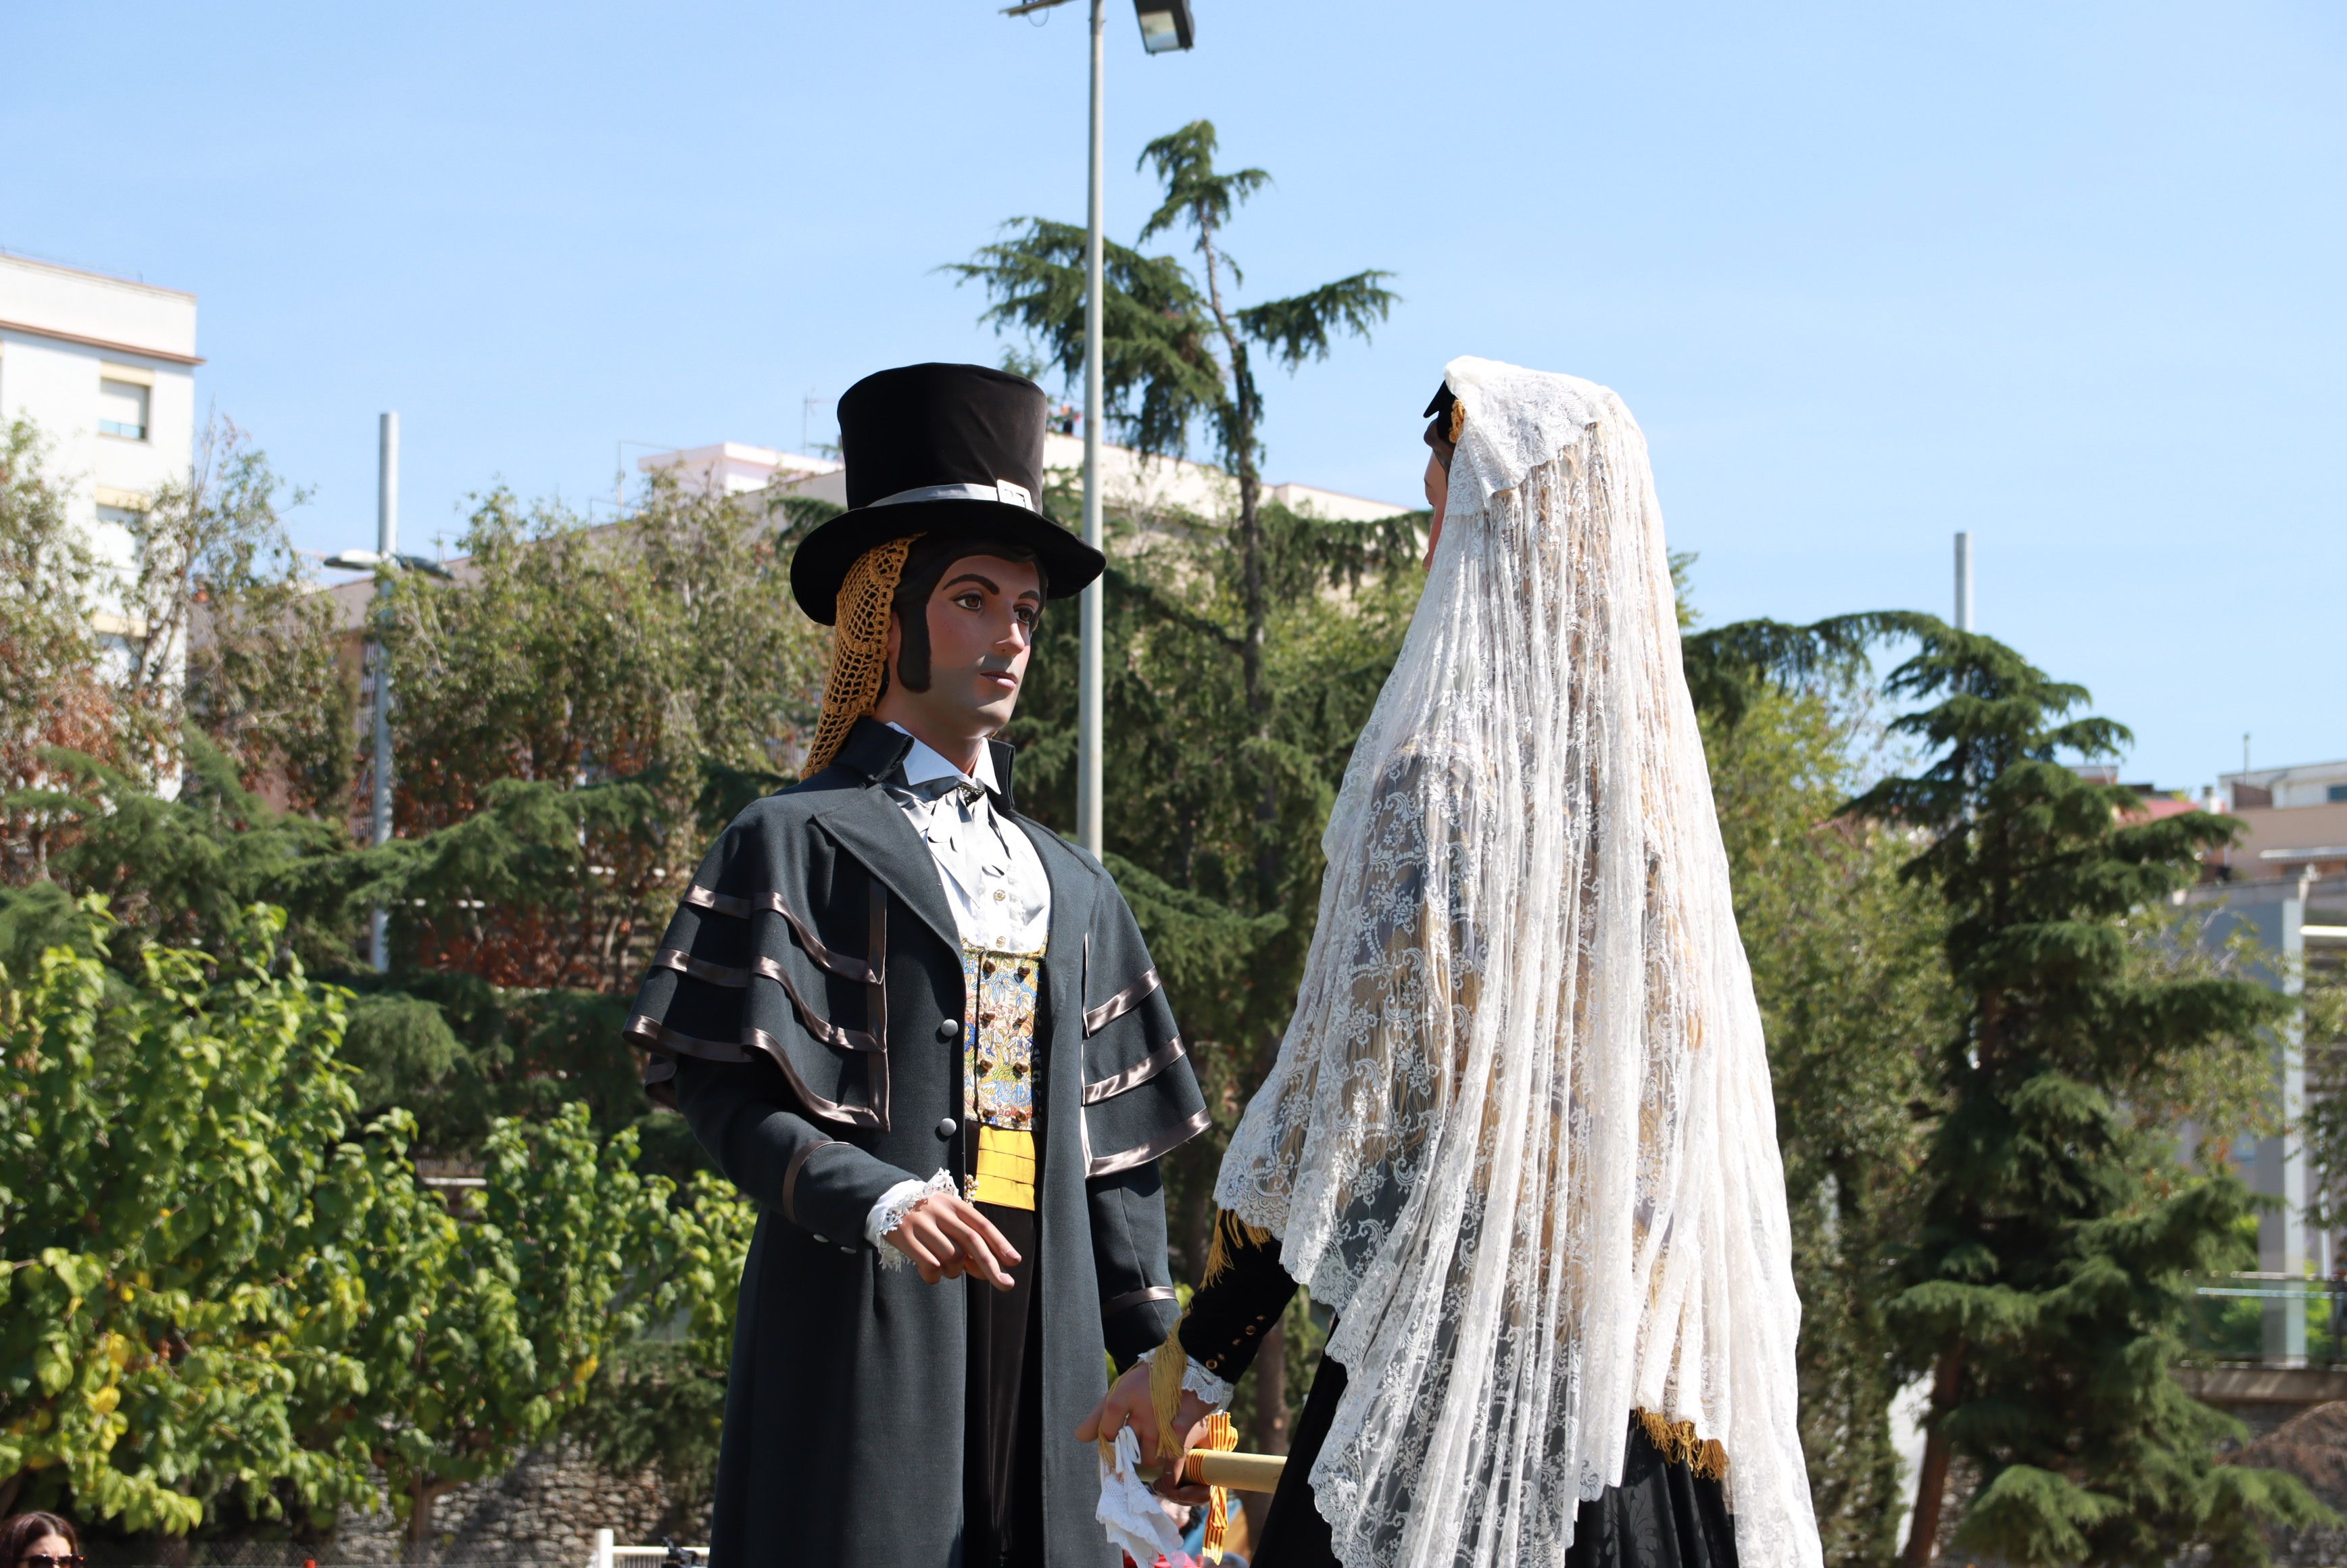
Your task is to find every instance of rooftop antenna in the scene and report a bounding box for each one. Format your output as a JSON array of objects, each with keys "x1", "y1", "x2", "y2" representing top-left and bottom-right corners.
[
  {"x1": 803, "y1": 390, "x2": 822, "y2": 456},
  {"x1": 1953, "y1": 531, "x2": 1975, "y2": 632}
]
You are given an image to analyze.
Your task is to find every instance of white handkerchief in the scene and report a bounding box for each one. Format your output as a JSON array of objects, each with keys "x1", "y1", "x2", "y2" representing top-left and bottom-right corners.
[{"x1": 1096, "y1": 1423, "x2": 1186, "y2": 1566}]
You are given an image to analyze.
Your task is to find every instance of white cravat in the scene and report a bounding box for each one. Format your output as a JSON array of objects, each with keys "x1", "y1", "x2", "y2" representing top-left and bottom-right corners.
[
  {"x1": 878, "y1": 723, "x2": 1052, "y2": 952},
  {"x1": 864, "y1": 724, "x2": 1054, "y2": 1248}
]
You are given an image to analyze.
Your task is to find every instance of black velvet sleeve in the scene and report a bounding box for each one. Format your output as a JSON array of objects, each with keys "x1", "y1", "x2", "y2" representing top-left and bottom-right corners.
[{"x1": 1174, "y1": 1220, "x2": 1299, "y2": 1386}]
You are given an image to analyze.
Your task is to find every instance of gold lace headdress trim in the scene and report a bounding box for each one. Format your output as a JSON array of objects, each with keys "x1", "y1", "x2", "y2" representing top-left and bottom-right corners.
[
  {"x1": 803, "y1": 535, "x2": 919, "y2": 777},
  {"x1": 1448, "y1": 397, "x2": 1467, "y2": 444}
]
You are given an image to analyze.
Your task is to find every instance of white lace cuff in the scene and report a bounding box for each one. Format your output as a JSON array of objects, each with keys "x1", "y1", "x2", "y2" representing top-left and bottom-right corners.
[
  {"x1": 865, "y1": 1169, "x2": 956, "y2": 1265},
  {"x1": 1138, "y1": 1345, "x2": 1235, "y2": 1409}
]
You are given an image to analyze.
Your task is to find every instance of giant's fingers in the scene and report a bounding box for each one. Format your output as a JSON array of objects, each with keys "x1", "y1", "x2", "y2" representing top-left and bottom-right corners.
[
  {"x1": 889, "y1": 1218, "x2": 951, "y2": 1285},
  {"x1": 958, "y1": 1200, "x2": 1021, "y2": 1267},
  {"x1": 912, "y1": 1215, "x2": 971, "y2": 1279},
  {"x1": 936, "y1": 1208, "x2": 1014, "y2": 1290}
]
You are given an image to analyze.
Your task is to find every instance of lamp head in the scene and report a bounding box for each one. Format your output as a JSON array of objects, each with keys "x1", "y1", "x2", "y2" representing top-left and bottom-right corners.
[{"x1": 1134, "y1": 0, "x2": 1194, "y2": 53}]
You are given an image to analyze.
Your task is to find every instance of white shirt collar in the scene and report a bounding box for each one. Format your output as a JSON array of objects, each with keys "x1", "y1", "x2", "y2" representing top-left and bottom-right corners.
[{"x1": 883, "y1": 722, "x2": 999, "y2": 795}]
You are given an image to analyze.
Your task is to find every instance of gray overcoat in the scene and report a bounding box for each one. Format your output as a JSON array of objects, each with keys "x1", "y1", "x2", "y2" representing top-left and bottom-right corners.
[{"x1": 625, "y1": 718, "x2": 1209, "y2": 1567}]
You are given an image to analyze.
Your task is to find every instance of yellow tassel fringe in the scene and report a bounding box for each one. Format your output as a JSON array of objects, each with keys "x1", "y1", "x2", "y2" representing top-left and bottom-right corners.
[
  {"x1": 1199, "y1": 1411, "x2": 1238, "y2": 1561},
  {"x1": 1148, "y1": 1319, "x2": 1190, "y2": 1466},
  {"x1": 1632, "y1": 1407, "x2": 1731, "y2": 1480},
  {"x1": 1199, "y1": 1209, "x2": 1275, "y2": 1291}
]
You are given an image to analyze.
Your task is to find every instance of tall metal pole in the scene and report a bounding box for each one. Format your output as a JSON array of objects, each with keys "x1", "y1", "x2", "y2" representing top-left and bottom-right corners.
[
  {"x1": 1078, "y1": 0, "x2": 1106, "y2": 857},
  {"x1": 370, "y1": 412, "x2": 399, "y2": 971},
  {"x1": 1952, "y1": 530, "x2": 1974, "y2": 633}
]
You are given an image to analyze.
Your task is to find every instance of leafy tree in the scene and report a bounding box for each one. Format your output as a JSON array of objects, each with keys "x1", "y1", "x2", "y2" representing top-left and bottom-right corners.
[
  {"x1": 1, "y1": 420, "x2": 123, "y2": 883},
  {"x1": 379, "y1": 476, "x2": 833, "y2": 992},
  {"x1": 352, "y1": 1101, "x2": 683, "y2": 1561},
  {"x1": 954, "y1": 116, "x2": 1402, "y2": 1454},
  {"x1": 1833, "y1": 622, "x2": 2328, "y2": 1567},
  {"x1": 2296, "y1": 958, "x2": 2347, "y2": 1242},
  {"x1": 1697, "y1": 674, "x2": 1947, "y2": 1566},
  {"x1": 570, "y1": 1169, "x2": 756, "y2": 1538},
  {"x1": 0, "y1": 901, "x2": 389, "y2": 1533},
  {"x1": 2, "y1": 413, "x2": 343, "y2": 877},
  {"x1": 18, "y1": 735, "x2": 359, "y2": 968},
  {"x1": 137, "y1": 416, "x2": 350, "y2": 812}
]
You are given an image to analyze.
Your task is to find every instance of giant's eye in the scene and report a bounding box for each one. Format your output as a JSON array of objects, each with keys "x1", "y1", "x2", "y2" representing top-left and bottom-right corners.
[
  {"x1": 952, "y1": 591, "x2": 986, "y2": 612},
  {"x1": 1013, "y1": 604, "x2": 1039, "y2": 630}
]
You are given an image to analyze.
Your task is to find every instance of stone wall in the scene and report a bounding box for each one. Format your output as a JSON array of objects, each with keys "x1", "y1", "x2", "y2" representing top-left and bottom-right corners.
[{"x1": 332, "y1": 1442, "x2": 708, "y2": 1565}]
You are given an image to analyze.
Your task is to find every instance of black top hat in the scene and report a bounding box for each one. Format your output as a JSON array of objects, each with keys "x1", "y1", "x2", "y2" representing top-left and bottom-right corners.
[{"x1": 789, "y1": 362, "x2": 1107, "y2": 624}]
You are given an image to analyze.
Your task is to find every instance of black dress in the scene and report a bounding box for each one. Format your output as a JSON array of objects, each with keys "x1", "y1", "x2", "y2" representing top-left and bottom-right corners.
[{"x1": 1178, "y1": 1224, "x2": 1740, "y2": 1568}]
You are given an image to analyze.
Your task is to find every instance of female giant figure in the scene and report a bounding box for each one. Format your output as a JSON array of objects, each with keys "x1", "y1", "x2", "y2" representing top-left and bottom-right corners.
[{"x1": 1087, "y1": 359, "x2": 1823, "y2": 1568}]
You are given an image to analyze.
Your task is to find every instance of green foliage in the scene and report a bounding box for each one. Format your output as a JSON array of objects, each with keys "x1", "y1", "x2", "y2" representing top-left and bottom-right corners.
[
  {"x1": 145, "y1": 418, "x2": 350, "y2": 812},
  {"x1": 355, "y1": 1101, "x2": 683, "y2": 1555},
  {"x1": 1697, "y1": 675, "x2": 1947, "y2": 1567},
  {"x1": 951, "y1": 116, "x2": 1395, "y2": 474},
  {"x1": 571, "y1": 1170, "x2": 755, "y2": 1532},
  {"x1": 0, "y1": 901, "x2": 727, "y2": 1545},
  {"x1": 1837, "y1": 621, "x2": 2323, "y2": 1566},
  {"x1": 377, "y1": 476, "x2": 832, "y2": 994},
  {"x1": 2, "y1": 420, "x2": 127, "y2": 883},
  {"x1": 0, "y1": 901, "x2": 381, "y2": 1532},
  {"x1": 22, "y1": 733, "x2": 359, "y2": 967},
  {"x1": 957, "y1": 133, "x2": 1406, "y2": 1446},
  {"x1": 950, "y1": 220, "x2": 1223, "y2": 459},
  {"x1": 2298, "y1": 959, "x2": 2347, "y2": 1235}
]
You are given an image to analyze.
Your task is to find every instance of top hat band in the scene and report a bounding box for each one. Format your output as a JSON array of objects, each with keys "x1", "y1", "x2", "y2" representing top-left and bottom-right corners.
[{"x1": 867, "y1": 479, "x2": 1037, "y2": 514}]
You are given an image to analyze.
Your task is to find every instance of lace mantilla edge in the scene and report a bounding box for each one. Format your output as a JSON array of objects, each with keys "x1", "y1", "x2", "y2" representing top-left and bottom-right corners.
[
  {"x1": 1633, "y1": 1408, "x2": 1729, "y2": 1481},
  {"x1": 872, "y1": 1168, "x2": 956, "y2": 1270}
]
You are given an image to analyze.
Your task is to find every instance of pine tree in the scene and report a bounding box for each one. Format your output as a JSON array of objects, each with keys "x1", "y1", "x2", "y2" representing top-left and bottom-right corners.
[
  {"x1": 1838, "y1": 623, "x2": 2329, "y2": 1567},
  {"x1": 952, "y1": 118, "x2": 1401, "y2": 1455}
]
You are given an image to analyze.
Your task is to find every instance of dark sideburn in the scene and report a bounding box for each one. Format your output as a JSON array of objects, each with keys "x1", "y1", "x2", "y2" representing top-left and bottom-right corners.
[{"x1": 888, "y1": 537, "x2": 1048, "y2": 694}]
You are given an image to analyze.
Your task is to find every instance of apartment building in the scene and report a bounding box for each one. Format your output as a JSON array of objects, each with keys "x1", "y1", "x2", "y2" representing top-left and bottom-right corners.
[
  {"x1": 0, "y1": 250, "x2": 201, "y2": 641},
  {"x1": 638, "y1": 430, "x2": 1409, "y2": 529},
  {"x1": 2184, "y1": 756, "x2": 2347, "y2": 1369}
]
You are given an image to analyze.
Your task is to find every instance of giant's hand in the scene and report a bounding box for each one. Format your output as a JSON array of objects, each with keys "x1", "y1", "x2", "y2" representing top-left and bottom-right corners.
[
  {"x1": 1078, "y1": 1361, "x2": 1218, "y2": 1500},
  {"x1": 885, "y1": 1192, "x2": 1019, "y2": 1288}
]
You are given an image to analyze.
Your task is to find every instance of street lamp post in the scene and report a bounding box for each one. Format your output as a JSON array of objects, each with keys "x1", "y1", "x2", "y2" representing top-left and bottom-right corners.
[
  {"x1": 370, "y1": 413, "x2": 397, "y2": 968},
  {"x1": 324, "y1": 413, "x2": 450, "y2": 972},
  {"x1": 1002, "y1": 0, "x2": 1194, "y2": 857}
]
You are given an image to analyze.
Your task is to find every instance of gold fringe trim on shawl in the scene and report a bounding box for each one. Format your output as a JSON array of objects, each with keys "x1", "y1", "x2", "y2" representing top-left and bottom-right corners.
[
  {"x1": 1632, "y1": 1407, "x2": 1730, "y2": 1480},
  {"x1": 1199, "y1": 1208, "x2": 1275, "y2": 1290},
  {"x1": 802, "y1": 535, "x2": 919, "y2": 777},
  {"x1": 1447, "y1": 397, "x2": 1467, "y2": 444}
]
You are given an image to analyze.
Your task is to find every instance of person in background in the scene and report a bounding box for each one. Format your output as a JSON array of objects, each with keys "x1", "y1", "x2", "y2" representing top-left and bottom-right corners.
[{"x1": 0, "y1": 1514, "x2": 81, "y2": 1568}]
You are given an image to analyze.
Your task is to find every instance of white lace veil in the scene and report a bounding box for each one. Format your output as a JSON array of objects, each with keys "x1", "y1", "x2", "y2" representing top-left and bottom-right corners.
[{"x1": 1214, "y1": 358, "x2": 1820, "y2": 1567}]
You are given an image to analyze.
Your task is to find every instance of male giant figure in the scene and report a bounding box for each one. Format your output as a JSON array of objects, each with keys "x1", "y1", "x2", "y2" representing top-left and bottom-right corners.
[{"x1": 625, "y1": 362, "x2": 1207, "y2": 1567}]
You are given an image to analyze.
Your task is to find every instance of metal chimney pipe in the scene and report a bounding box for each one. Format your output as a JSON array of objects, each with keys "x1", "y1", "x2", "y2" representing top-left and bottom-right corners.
[{"x1": 1953, "y1": 531, "x2": 1975, "y2": 632}]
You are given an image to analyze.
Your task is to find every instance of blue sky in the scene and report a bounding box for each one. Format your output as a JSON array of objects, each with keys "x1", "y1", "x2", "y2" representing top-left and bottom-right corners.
[{"x1": 5, "y1": 1, "x2": 2339, "y2": 789}]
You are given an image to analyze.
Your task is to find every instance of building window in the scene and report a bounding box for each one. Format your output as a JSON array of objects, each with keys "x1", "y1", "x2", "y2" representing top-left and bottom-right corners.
[
  {"x1": 99, "y1": 378, "x2": 149, "y2": 441},
  {"x1": 2329, "y1": 783, "x2": 2347, "y2": 804}
]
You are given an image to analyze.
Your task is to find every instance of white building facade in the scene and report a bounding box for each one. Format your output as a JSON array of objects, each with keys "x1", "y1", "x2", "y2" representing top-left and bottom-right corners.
[
  {"x1": 0, "y1": 251, "x2": 201, "y2": 635},
  {"x1": 639, "y1": 431, "x2": 1408, "y2": 528}
]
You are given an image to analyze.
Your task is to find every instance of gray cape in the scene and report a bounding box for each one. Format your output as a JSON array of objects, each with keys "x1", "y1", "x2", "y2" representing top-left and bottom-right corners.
[{"x1": 625, "y1": 718, "x2": 1208, "y2": 1566}]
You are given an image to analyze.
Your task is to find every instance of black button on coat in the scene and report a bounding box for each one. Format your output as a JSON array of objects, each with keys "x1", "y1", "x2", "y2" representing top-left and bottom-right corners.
[{"x1": 624, "y1": 719, "x2": 1206, "y2": 1567}]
